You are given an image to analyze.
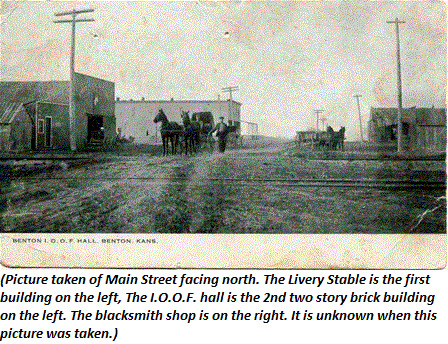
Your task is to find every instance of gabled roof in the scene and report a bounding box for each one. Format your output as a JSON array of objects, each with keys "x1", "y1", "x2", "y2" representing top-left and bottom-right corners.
[
  {"x1": 0, "y1": 102, "x2": 25, "y2": 124},
  {"x1": 370, "y1": 107, "x2": 446, "y2": 126},
  {"x1": 116, "y1": 99, "x2": 242, "y2": 106},
  {"x1": 0, "y1": 80, "x2": 69, "y2": 105},
  {"x1": 414, "y1": 108, "x2": 446, "y2": 126},
  {"x1": 370, "y1": 107, "x2": 416, "y2": 123}
]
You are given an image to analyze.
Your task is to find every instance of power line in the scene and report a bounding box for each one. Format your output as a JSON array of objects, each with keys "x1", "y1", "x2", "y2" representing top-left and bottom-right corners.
[{"x1": 54, "y1": 8, "x2": 95, "y2": 151}]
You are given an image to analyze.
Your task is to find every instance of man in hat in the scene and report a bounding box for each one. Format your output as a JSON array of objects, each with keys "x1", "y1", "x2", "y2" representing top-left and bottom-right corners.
[{"x1": 209, "y1": 116, "x2": 229, "y2": 152}]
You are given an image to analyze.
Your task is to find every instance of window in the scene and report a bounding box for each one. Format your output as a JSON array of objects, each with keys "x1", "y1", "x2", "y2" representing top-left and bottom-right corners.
[{"x1": 38, "y1": 119, "x2": 44, "y2": 134}]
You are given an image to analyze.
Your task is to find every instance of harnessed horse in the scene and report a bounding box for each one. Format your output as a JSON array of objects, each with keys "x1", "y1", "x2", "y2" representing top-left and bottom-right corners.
[
  {"x1": 315, "y1": 126, "x2": 345, "y2": 151},
  {"x1": 153, "y1": 109, "x2": 182, "y2": 155},
  {"x1": 181, "y1": 111, "x2": 201, "y2": 155},
  {"x1": 192, "y1": 112, "x2": 214, "y2": 150},
  {"x1": 332, "y1": 127, "x2": 345, "y2": 151}
]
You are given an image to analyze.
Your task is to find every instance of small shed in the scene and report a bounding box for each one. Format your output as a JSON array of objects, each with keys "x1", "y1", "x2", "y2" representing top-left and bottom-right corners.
[{"x1": 0, "y1": 102, "x2": 33, "y2": 152}]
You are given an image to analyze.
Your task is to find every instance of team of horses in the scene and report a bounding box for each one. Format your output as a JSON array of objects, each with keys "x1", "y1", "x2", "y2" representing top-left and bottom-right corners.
[
  {"x1": 295, "y1": 126, "x2": 346, "y2": 151},
  {"x1": 153, "y1": 109, "x2": 219, "y2": 156}
]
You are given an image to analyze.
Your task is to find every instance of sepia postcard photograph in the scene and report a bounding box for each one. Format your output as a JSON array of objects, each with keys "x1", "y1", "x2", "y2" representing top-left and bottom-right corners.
[{"x1": 0, "y1": 0, "x2": 446, "y2": 268}]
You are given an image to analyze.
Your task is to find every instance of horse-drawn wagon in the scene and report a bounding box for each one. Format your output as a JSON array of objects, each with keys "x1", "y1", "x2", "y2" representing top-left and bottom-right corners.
[
  {"x1": 295, "y1": 130, "x2": 318, "y2": 149},
  {"x1": 295, "y1": 127, "x2": 345, "y2": 151}
]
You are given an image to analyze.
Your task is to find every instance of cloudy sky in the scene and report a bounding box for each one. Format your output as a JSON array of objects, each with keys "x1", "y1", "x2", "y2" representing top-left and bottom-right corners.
[{"x1": 1, "y1": 1, "x2": 446, "y2": 139}]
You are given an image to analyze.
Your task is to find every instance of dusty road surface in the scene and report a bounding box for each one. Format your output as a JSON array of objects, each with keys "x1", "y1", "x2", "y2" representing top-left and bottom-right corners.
[{"x1": 1, "y1": 144, "x2": 445, "y2": 233}]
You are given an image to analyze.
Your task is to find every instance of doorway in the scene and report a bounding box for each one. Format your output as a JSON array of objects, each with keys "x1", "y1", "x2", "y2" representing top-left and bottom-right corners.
[{"x1": 87, "y1": 115, "x2": 104, "y2": 142}]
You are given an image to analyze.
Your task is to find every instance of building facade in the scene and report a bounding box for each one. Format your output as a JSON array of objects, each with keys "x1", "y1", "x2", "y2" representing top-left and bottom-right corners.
[
  {"x1": 0, "y1": 103, "x2": 33, "y2": 151},
  {"x1": 115, "y1": 98, "x2": 241, "y2": 143},
  {"x1": 368, "y1": 107, "x2": 446, "y2": 152},
  {"x1": 0, "y1": 73, "x2": 115, "y2": 151}
]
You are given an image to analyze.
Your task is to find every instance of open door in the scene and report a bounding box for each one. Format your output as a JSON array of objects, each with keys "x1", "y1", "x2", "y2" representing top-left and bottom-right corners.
[{"x1": 87, "y1": 115, "x2": 104, "y2": 142}]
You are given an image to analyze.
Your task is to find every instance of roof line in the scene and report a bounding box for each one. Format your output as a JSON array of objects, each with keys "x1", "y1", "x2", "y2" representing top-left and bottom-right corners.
[
  {"x1": 0, "y1": 72, "x2": 113, "y2": 84},
  {"x1": 116, "y1": 99, "x2": 242, "y2": 105},
  {"x1": 37, "y1": 100, "x2": 68, "y2": 106}
]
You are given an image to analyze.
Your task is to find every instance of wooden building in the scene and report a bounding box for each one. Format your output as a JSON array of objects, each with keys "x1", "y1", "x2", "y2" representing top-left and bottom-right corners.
[
  {"x1": 0, "y1": 73, "x2": 115, "y2": 151},
  {"x1": 0, "y1": 103, "x2": 33, "y2": 151},
  {"x1": 368, "y1": 107, "x2": 446, "y2": 152}
]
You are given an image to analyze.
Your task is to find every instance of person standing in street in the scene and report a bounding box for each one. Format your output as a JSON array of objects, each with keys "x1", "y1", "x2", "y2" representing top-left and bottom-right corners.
[{"x1": 209, "y1": 116, "x2": 229, "y2": 153}]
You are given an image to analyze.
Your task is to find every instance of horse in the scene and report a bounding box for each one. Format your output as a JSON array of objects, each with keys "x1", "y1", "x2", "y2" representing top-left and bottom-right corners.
[
  {"x1": 225, "y1": 125, "x2": 239, "y2": 148},
  {"x1": 180, "y1": 110, "x2": 201, "y2": 155},
  {"x1": 315, "y1": 128, "x2": 332, "y2": 150},
  {"x1": 153, "y1": 109, "x2": 182, "y2": 155},
  {"x1": 332, "y1": 127, "x2": 345, "y2": 151},
  {"x1": 192, "y1": 112, "x2": 214, "y2": 150}
]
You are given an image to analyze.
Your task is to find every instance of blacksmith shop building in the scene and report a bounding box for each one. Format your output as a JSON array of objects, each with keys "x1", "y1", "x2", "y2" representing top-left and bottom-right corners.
[
  {"x1": 368, "y1": 107, "x2": 446, "y2": 152},
  {"x1": 115, "y1": 98, "x2": 241, "y2": 143},
  {"x1": 0, "y1": 73, "x2": 115, "y2": 151}
]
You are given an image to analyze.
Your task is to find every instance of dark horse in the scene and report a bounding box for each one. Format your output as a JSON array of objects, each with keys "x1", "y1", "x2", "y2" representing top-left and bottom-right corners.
[
  {"x1": 180, "y1": 110, "x2": 201, "y2": 155},
  {"x1": 153, "y1": 109, "x2": 182, "y2": 155},
  {"x1": 316, "y1": 126, "x2": 345, "y2": 151},
  {"x1": 333, "y1": 127, "x2": 345, "y2": 151},
  {"x1": 316, "y1": 128, "x2": 332, "y2": 150},
  {"x1": 192, "y1": 112, "x2": 214, "y2": 150}
]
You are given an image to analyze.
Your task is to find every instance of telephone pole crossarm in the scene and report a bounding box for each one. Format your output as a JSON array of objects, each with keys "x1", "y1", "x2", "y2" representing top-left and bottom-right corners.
[
  {"x1": 55, "y1": 8, "x2": 94, "y2": 16},
  {"x1": 221, "y1": 86, "x2": 239, "y2": 101},
  {"x1": 54, "y1": 8, "x2": 95, "y2": 151},
  {"x1": 54, "y1": 19, "x2": 94, "y2": 23},
  {"x1": 221, "y1": 86, "x2": 239, "y2": 125}
]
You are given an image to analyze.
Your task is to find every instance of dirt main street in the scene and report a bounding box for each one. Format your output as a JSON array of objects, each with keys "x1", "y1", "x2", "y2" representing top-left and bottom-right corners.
[{"x1": 1, "y1": 144, "x2": 445, "y2": 233}]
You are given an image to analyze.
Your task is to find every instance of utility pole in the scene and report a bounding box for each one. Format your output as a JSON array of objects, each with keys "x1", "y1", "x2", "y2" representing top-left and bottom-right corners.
[
  {"x1": 222, "y1": 86, "x2": 239, "y2": 101},
  {"x1": 222, "y1": 86, "x2": 239, "y2": 124},
  {"x1": 354, "y1": 95, "x2": 364, "y2": 141},
  {"x1": 319, "y1": 117, "x2": 327, "y2": 131},
  {"x1": 387, "y1": 18, "x2": 405, "y2": 153},
  {"x1": 314, "y1": 110, "x2": 324, "y2": 131},
  {"x1": 54, "y1": 8, "x2": 95, "y2": 151}
]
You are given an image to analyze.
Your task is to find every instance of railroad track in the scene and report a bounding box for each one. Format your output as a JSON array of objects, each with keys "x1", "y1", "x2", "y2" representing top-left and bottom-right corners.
[{"x1": 9, "y1": 176, "x2": 446, "y2": 190}]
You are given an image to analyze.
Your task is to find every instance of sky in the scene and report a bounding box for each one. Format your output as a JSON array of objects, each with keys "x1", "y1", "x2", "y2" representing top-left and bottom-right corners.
[{"x1": 1, "y1": 1, "x2": 446, "y2": 139}]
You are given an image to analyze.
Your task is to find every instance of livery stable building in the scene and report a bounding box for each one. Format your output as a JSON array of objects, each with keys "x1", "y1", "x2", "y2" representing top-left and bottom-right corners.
[
  {"x1": 115, "y1": 98, "x2": 241, "y2": 143},
  {"x1": 0, "y1": 73, "x2": 115, "y2": 152},
  {"x1": 368, "y1": 107, "x2": 446, "y2": 153}
]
